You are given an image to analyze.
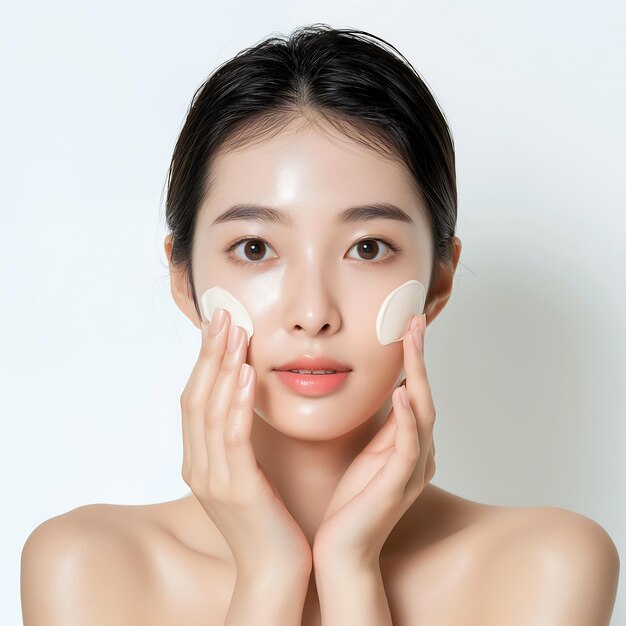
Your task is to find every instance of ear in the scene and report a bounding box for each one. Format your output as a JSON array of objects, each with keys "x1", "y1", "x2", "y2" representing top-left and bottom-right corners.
[
  {"x1": 423, "y1": 236, "x2": 462, "y2": 327},
  {"x1": 164, "y1": 234, "x2": 202, "y2": 329}
]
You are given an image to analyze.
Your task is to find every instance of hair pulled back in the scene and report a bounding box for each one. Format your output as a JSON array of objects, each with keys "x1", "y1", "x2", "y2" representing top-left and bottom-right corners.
[{"x1": 164, "y1": 23, "x2": 458, "y2": 320}]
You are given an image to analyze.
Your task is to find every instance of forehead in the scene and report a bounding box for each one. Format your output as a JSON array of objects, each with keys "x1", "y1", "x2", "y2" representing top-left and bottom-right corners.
[{"x1": 199, "y1": 119, "x2": 429, "y2": 229}]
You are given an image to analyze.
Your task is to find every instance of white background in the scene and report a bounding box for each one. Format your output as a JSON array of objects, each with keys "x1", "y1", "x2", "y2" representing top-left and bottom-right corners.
[{"x1": 2, "y1": 1, "x2": 624, "y2": 623}]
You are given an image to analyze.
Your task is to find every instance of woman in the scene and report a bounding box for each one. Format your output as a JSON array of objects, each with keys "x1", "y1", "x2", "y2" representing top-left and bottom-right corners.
[{"x1": 21, "y1": 24, "x2": 619, "y2": 626}]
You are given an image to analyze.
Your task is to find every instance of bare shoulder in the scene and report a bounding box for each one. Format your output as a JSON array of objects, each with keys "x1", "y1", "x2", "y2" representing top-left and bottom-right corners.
[
  {"x1": 476, "y1": 506, "x2": 620, "y2": 626},
  {"x1": 394, "y1": 489, "x2": 620, "y2": 626},
  {"x1": 21, "y1": 503, "x2": 156, "y2": 626},
  {"x1": 21, "y1": 498, "x2": 234, "y2": 626}
]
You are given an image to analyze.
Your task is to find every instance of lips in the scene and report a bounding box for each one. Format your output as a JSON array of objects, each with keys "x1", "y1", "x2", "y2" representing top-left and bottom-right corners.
[
  {"x1": 274, "y1": 370, "x2": 350, "y2": 396},
  {"x1": 274, "y1": 356, "x2": 352, "y2": 373}
]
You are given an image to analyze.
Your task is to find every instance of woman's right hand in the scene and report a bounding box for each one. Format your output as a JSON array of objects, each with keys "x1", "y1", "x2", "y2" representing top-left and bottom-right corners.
[{"x1": 180, "y1": 307, "x2": 312, "y2": 581}]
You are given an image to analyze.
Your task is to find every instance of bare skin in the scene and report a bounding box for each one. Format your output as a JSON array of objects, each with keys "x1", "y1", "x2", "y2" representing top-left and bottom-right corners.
[
  {"x1": 21, "y1": 487, "x2": 619, "y2": 625},
  {"x1": 21, "y1": 116, "x2": 620, "y2": 625}
]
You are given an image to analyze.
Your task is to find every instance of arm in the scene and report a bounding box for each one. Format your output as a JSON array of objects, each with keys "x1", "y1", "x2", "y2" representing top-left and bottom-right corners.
[
  {"x1": 314, "y1": 559, "x2": 393, "y2": 626},
  {"x1": 224, "y1": 568, "x2": 311, "y2": 626}
]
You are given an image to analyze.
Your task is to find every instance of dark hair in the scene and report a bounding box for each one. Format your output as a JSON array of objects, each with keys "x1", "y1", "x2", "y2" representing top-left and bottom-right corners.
[{"x1": 163, "y1": 23, "x2": 457, "y2": 321}]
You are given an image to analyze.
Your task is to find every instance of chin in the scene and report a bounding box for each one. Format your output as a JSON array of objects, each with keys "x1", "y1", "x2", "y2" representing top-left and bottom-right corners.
[{"x1": 251, "y1": 369, "x2": 401, "y2": 440}]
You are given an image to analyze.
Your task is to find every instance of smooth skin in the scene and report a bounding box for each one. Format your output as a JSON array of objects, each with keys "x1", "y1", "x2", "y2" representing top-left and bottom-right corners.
[
  {"x1": 183, "y1": 308, "x2": 312, "y2": 581},
  {"x1": 184, "y1": 303, "x2": 433, "y2": 574},
  {"x1": 21, "y1": 116, "x2": 620, "y2": 625},
  {"x1": 312, "y1": 312, "x2": 435, "y2": 570}
]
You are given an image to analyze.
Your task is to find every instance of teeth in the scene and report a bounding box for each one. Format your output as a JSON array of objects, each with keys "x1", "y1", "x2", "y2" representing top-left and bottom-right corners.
[{"x1": 288, "y1": 369, "x2": 337, "y2": 374}]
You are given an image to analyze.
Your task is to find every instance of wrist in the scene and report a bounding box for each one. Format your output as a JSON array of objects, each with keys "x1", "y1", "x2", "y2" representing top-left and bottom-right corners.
[
  {"x1": 313, "y1": 558, "x2": 392, "y2": 626},
  {"x1": 236, "y1": 560, "x2": 312, "y2": 588},
  {"x1": 313, "y1": 545, "x2": 380, "y2": 575},
  {"x1": 313, "y1": 554, "x2": 379, "y2": 578},
  {"x1": 227, "y1": 565, "x2": 311, "y2": 626}
]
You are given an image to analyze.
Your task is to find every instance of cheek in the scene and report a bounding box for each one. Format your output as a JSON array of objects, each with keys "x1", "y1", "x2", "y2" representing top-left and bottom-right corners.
[
  {"x1": 347, "y1": 278, "x2": 425, "y2": 349},
  {"x1": 337, "y1": 343, "x2": 405, "y2": 423},
  {"x1": 368, "y1": 342, "x2": 405, "y2": 380}
]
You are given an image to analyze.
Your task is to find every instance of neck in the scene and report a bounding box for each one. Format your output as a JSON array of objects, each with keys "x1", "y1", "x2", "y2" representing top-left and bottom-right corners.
[{"x1": 249, "y1": 395, "x2": 393, "y2": 546}]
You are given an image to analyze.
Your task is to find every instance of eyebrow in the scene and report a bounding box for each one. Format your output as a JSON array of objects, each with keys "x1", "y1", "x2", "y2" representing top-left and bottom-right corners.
[{"x1": 211, "y1": 202, "x2": 415, "y2": 227}]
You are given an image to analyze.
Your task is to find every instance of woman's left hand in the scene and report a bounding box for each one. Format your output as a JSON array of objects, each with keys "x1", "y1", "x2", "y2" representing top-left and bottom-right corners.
[{"x1": 312, "y1": 313, "x2": 436, "y2": 569}]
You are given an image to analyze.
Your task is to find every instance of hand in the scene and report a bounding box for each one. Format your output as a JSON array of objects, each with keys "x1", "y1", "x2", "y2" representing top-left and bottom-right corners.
[
  {"x1": 180, "y1": 308, "x2": 312, "y2": 580},
  {"x1": 312, "y1": 313, "x2": 436, "y2": 569}
]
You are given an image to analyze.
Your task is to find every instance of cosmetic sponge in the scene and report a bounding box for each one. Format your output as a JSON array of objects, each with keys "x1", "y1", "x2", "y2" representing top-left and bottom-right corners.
[
  {"x1": 376, "y1": 279, "x2": 425, "y2": 345},
  {"x1": 199, "y1": 279, "x2": 424, "y2": 348},
  {"x1": 199, "y1": 287, "x2": 254, "y2": 346}
]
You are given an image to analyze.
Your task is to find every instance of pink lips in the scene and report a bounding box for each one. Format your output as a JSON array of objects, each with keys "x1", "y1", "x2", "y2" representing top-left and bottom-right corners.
[
  {"x1": 273, "y1": 370, "x2": 350, "y2": 397},
  {"x1": 274, "y1": 356, "x2": 351, "y2": 373}
]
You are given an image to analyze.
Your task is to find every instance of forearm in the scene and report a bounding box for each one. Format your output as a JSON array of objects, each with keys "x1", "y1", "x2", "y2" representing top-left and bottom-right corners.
[
  {"x1": 315, "y1": 560, "x2": 393, "y2": 626},
  {"x1": 224, "y1": 569, "x2": 311, "y2": 626}
]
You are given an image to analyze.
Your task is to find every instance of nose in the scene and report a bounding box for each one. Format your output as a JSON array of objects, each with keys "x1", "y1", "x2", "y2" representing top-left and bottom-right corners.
[{"x1": 282, "y1": 261, "x2": 341, "y2": 337}]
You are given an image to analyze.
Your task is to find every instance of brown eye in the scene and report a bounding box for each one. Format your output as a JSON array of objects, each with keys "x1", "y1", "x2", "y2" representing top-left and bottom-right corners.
[
  {"x1": 242, "y1": 239, "x2": 266, "y2": 261},
  {"x1": 348, "y1": 238, "x2": 394, "y2": 262},
  {"x1": 228, "y1": 238, "x2": 277, "y2": 265},
  {"x1": 356, "y1": 240, "x2": 380, "y2": 260},
  {"x1": 226, "y1": 235, "x2": 400, "y2": 268}
]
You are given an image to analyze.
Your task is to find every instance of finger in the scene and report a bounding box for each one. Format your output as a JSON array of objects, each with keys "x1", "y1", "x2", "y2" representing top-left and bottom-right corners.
[
  {"x1": 360, "y1": 403, "x2": 397, "y2": 455},
  {"x1": 205, "y1": 320, "x2": 247, "y2": 483},
  {"x1": 379, "y1": 386, "x2": 419, "y2": 494},
  {"x1": 425, "y1": 441, "x2": 436, "y2": 483},
  {"x1": 181, "y1": 316, "x2": 229, "y2": 478},
  {"x1": 403, "y1": 316, "x2": 436, "y2": 470},
  {"x1": 415, "y1": 428, "x2": 435, "y2": 483},
  {"x1": 223, "y1": 363, "x2": 259, "y2": 486}
]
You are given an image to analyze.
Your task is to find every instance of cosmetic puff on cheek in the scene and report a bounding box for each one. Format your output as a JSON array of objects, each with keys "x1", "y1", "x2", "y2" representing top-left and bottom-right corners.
[
  {"x1": 375, "y1": 279, "x2": 425, "y2": 345},
  {"x1": 199, "y1": 286, "x2": 254, "y2": 346},
  {"x1": 197, "y1": 279, "x2": 424, "y2": 349}
]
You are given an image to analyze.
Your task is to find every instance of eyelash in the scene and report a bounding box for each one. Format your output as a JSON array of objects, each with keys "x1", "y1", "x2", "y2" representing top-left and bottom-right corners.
[{"x1": 224, "y1": 236, "x2": 402, "y2": 268}]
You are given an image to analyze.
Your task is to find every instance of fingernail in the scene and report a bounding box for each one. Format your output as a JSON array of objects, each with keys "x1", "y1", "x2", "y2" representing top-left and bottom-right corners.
[
  {"x1": 409, "y1": 314, "x2": 420, "y2": 333},
  {"x1": 210, "y1": 308, "x2": 226, "y2": 335},
  {"x1": 238, "y1": 363, "x2": 252, "y2": 386}
]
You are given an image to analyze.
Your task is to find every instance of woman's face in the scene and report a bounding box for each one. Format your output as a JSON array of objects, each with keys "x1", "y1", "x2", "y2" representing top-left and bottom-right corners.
[{"x1": 191, "y1": 118, "x2": 433, "y2": 439}]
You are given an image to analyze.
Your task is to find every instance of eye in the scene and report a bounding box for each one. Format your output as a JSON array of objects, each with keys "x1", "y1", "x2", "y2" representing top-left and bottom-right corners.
[
  {"x1": 347, "y1": 238, "x2": 400, "y2": 264},
  {"x1": 226, "y1": 238, "x2": 278, "y2": 266},
  {"x1": 224, "y1": 236, "x2": 401, "y2": 267}
]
